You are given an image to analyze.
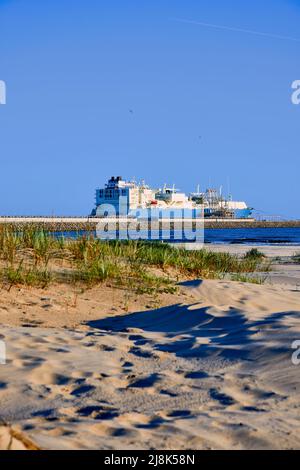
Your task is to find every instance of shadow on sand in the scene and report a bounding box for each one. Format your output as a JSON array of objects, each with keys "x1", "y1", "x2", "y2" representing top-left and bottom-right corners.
[{"x1": 87, "y1": 299, "x2": 296, "y2": 361}]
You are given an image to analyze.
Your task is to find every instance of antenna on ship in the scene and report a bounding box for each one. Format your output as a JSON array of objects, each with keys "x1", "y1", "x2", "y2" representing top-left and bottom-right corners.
[
  {"x1": 227, "y1": 176, "x2": 231, "y2": 199},
  {"x1": 220, "y1": 186, "x2": 223, "y2": 210}
]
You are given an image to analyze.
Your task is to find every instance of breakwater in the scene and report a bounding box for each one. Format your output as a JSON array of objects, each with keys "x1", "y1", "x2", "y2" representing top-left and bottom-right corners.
[{"x1": 0, "y1": 217, "x2": 300, "y2": 231}]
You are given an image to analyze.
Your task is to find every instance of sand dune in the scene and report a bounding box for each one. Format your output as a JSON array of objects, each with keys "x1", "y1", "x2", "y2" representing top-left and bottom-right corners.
[{"x1": 0, "y1": 279, "x2": 300, "y2": 449}]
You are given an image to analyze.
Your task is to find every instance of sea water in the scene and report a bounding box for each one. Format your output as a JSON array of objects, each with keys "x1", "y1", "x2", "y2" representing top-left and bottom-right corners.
[{"x1": 54, "y1": 227, "x2": 300, "y2": 246}]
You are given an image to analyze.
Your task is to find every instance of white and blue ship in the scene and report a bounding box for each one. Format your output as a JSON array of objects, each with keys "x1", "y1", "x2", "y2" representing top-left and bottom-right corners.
[{"x1": 93, "y1": 177, "x2": 253, "y2": 219}]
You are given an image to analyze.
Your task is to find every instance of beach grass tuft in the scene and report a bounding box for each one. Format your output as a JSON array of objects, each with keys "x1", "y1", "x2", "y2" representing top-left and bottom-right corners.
[
  {"x1": 0, "y1": 227, "x2": 270, "y2": 292},
  {"x1": 230, "y1": 273, "x2": 267, "y2": 284},
  {"x1": 244, "y1": 248, "x2": 265, "y2": 260},
  {"x1": 1, "y1": 261, "x2": 52, "y2": 289},
  {"x1": 292, "y1": 252, "x2": 300, "y2": 264}
]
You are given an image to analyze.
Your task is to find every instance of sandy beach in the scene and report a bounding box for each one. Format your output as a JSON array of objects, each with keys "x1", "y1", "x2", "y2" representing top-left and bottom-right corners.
[
  {"x1": 206, "y1": 243, "x2": 300, "y2": 288},
  {"x1": 2, "y1": 0, "x2": 300, "y2": 453},
  {"x1": 204, "y1": 243, "x2": 300, "y2": 258},
  {"x1": 0, "y1": 244, "x2": 299, "y2": 450}
]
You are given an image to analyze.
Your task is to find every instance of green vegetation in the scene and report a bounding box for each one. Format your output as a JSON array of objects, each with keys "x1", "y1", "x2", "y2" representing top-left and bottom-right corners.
[
  {"x1": 230, "y1": 273, "x2": 267, "y2": 285},
  {"x1": 0, "y1": 226, "x2": 270, "y2": 292},
  {"x1": 244, "y1": 248, "x2": 265, "y2": 260},
  {"x1": 292, "y1": 252, "x2": 300, "y2": 264},
  {"x1": 1, "y1": 262, "x2": 52, "y2": 290}
]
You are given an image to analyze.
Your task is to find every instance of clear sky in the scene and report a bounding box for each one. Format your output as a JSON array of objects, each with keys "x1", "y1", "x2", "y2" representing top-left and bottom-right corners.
[{"x1": 0, "y1": 0, "x2": 299, "y2": 217}]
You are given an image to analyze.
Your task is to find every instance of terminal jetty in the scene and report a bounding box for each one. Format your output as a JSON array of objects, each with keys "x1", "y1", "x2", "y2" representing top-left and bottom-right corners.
[{"x1": 0, "y1": 217, "x2": 299, "y2": 232}]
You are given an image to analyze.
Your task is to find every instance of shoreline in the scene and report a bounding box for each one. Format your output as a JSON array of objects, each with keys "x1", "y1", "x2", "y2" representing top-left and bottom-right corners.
[{"x1": 204, "y1": 243, "x2": 300, "y2": 258}]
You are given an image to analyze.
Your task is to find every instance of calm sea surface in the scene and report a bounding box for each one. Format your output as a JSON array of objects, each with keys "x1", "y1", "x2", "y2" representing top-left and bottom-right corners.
[
  {"x1": 57, "y1": 227, "x2": 300, "y2": 246},
  {"x1": 204, "y1": 227, "x2": 300, "y2": 245}
]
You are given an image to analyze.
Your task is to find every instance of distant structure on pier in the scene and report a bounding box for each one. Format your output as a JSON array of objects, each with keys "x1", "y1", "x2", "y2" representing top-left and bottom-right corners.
[{"x1": 92, "y1": 176, "x2": 253, "y2": 219}]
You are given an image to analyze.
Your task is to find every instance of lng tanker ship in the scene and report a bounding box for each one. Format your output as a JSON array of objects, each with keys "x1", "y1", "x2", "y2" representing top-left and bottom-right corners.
[{"x1": 92, "y1": 176, "x2": 253, "y2": 219}]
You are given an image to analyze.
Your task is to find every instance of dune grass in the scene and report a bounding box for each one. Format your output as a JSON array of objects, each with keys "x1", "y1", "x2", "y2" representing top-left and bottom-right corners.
[
  {"x1": 243, "y1": 248, "x2": 265, "y2": 260},
  {"x1": 1, "y1": 262, "x2": 52, "y2": 290},
  {"x1": 292, "y1": 252, "x2": 300, "y2": 264},
  {"x1": 230, "y1": 273, "x2": 267, "y2": 284},
  {"x1": 0, "y1": 226, "x2": 270, "y2": 292}
]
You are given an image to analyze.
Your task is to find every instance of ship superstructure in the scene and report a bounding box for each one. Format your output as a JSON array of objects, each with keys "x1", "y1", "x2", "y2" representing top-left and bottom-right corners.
[
  {"x1": 155, "y1": 184, "x2": 194, "y2": 209},
  {"x1": 95, "y1": 176, "x2": 155, "y2": 216},
  {"x1": 189, "y1": 187, "x2": 252, "y2": 219},
  {"x1": 93, "y1": 177, "x2": 252, "y2": 219}
]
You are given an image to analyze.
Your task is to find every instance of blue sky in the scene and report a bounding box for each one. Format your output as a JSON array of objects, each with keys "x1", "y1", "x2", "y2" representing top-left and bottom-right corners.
[{"x1": 0, "y1": 0, "x2": 299, "y2": 217}]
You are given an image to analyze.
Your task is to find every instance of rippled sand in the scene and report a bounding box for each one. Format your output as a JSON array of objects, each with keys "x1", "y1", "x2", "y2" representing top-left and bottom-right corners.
[{"x1": 1, "y1": 276, "x2": 300, "y2": 450}]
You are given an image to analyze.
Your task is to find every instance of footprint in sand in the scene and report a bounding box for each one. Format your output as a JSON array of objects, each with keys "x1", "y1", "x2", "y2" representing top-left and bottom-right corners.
[
  {"x1": 240, "y1": 405, "x2": 267, "y2": 412},
  {"x1": 221, "y1": 376, "x2": 282, "y2": 408},
  {"x1": 128, "y1": 373, "x2": 161, "y2": 389},
  {"x1": 109, "y1": 427, "x2": 137, "y2": 437},
  {"x1": 122, "y1": 361, "x2": 133, "y2": 369},
  {"x1": 21, "y1": 322, "x2": 42, "y2": 328},
  {"x1": 49, "y1": 348, "x2": 70, "y2": 353},
  {"x1": 128, "y1": 335, "x2": 149, "y2": 346},
  {"x1": 160, "y1": 390, "x2": 178, "y2": 397},
  {"x1": 96, "y1": 344, "x2": 116, "y2": 352},
  {"x1": 29, "y1": 337, "x2": 48, "y2": 345},
  {"x1": 29, "y1": 367, "x2": 71, "y2": 386},
  {"x1": 185, "y1": 371, "x2": 209, "y2": 379},
  {"x1": 135, "y1": 415, "x2": 165, "y2": 429},
  {"x1": 70, "y1": 384, "x2": 96, "y2": 396},
  {"x1": 209, "y1": 388, "x2": 236, "y2": 406},
  {"x1": 31, "y1": 408, "x2": 56, "y2": 418},
  {"x1": 90, "y1": 422, "x2": 138, "y2": 439},
  {"x1": 12, "y1": 355, "x2": 45, "y2": 369},
  {"x1": 78, "y1": 405, "x2": 119, "y2": 420},
  {"x1": 77, "y1": 405, "x2": 103, "y2": 416},
  {"x1": 129, "y1": 346, "x2": 155, "y2": 359},
  {"x1": 167, "y1": 410, "x2": 192, "y2": 418},
  {"x1": 0, "y1": 382, "x2": 7, "y2": 390}
]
